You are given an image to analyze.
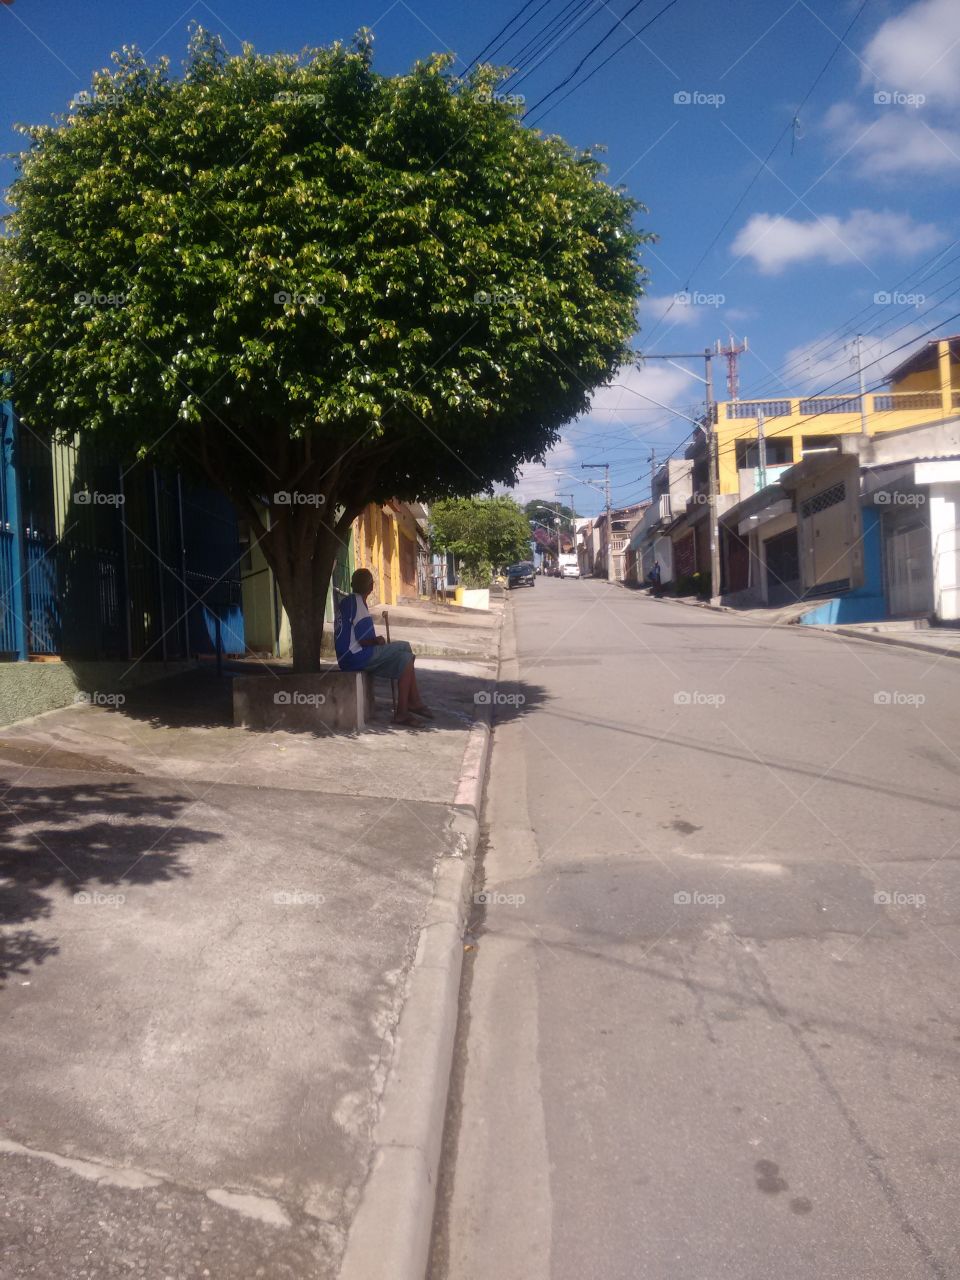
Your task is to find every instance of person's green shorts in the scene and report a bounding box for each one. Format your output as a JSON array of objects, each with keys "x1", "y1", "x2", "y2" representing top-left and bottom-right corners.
[{"x1": 364, "y1": 640, "x2": 415, "y2": 679}]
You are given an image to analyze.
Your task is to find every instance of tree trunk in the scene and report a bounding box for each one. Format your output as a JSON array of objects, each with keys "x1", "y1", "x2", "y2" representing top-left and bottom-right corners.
[{"x1": 265, "y1": 512, "x2": 342, "y2": 674}]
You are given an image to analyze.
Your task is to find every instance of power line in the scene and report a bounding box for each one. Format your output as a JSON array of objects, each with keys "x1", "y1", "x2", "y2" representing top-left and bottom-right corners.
[
  {"x1": 525, "y1": 0, "x2": 682, "y2": 125},
  {"x1": 464, "y1": 0, "x2": 548, "y2": 74},
  {"x1": 521, "y1": 0, "x2": 654, "y2": 118},
  {"x1": 641, "y1": 0, "x2": 870, "y2": 349}
]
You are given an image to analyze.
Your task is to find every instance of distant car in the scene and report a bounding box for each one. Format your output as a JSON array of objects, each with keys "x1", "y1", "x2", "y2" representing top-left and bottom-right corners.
[
  {"x1": 507, "y1": 562, "x2": 536, "y2": 589},
  {"x1": 559, "y1": 555, "x2": 580, "y2": 579}
]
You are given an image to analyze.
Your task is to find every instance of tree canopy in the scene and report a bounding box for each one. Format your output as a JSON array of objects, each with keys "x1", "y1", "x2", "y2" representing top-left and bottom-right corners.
[
  {"x1": 0, "y1": 28, "x2": 650, "y2": 668},
  {"x1": 430, "y1": 496, "x2": 532, "y2": 584}
]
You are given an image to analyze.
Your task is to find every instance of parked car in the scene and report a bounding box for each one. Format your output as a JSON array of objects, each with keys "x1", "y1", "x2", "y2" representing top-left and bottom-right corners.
[
  {"x1": 507, "y1": 561, "x2": 536, "y2": 589},
  {"x1": 559, "y1": 554, "x2": 580, "y2": 579}
]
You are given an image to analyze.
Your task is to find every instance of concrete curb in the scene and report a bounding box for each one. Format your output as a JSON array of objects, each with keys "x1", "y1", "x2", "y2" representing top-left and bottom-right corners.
[
  {"x1": 338, "y1": 612, "x2": 503, "y2": 1280},
  {"x1": 809, "y1": 624, "x2": 960, "y2": 660}
]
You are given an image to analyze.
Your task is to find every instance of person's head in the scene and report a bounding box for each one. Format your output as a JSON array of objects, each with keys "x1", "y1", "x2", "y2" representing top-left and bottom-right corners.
[{"x1": 351, "y1": 568, "x2": 375, "y2": 599}]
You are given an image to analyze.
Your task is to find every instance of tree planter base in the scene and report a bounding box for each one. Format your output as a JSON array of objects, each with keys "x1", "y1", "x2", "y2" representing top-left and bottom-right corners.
[{"x1": 233, "y1": 668, "x2": 375, "y2": 734}]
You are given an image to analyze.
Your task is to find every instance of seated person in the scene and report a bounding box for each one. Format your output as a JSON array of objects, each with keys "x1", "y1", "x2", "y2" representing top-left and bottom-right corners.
[{"x1": 335, "y1": 568, "x2": 432, "y2": 726}]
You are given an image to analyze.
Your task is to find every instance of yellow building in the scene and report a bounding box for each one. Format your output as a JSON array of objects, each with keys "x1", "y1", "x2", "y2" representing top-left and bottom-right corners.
[
  {"x1": 351, "y1": 501, "x2": 427, "y2": 607},
  {"x1": 713, "y1": 337, "x2": 960, "y2": 495}
]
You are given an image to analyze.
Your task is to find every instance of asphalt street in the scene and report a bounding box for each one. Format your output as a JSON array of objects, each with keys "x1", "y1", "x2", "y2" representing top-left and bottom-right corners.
[{"x1": 432, "y1": 577, "x2": 960, "y2": 1280}]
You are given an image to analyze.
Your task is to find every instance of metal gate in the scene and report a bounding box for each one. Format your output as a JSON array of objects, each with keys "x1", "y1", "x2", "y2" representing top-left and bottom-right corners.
[{"x1": 886, "y1": 521, "x2": 934, "y2": 617}]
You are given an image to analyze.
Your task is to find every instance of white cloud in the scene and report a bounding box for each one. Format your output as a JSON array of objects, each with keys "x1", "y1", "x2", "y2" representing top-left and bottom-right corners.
[
  {"x1": 825, "y1": 102, "x2": 960, "y2": 179},
  {"x1": 512, "y1": 437, "x2": 578, "y2": 504},
  {"x1": 863, "y1": 0, "x2": 960, "y2": 107},
  {"x1": 586, "y1": 361, "x2": 699, "y2": 427},
  {"x1": 776, "y1": 323, "x2": 933, "y2": 395},
  {"x1": 638, "y1": 293, "x2": 701, "y2": 329},
  {"x1": 730, "y1": 208, "x2": 944, "y2": 275}
]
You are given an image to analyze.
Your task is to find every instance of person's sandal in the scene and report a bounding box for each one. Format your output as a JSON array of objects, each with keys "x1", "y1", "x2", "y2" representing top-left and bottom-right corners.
[{"x1": 409, "y1": 704, "x2": 434, "y2": 719}]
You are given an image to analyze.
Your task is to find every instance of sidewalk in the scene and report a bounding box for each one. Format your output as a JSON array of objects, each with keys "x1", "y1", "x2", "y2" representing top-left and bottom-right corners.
[{"x1": 0, "y1": 599, "x2": 520, "y2": 1279}]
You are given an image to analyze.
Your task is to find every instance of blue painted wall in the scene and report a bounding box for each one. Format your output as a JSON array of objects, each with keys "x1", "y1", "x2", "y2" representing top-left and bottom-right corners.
[{"x1": 800, "y1": 507, "x2": 887, "y2": 625}]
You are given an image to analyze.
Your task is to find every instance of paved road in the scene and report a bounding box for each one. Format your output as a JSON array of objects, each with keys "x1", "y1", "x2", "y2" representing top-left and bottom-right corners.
[{"x1": 432, "y1": 578, "x2": 960, "y2": 1280}]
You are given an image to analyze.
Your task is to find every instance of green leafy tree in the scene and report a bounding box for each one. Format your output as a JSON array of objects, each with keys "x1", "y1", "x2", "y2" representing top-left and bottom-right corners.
[
  {"x1": 430, "y1": 496, "x2": 532, "y2": 586},
  {"x1": 0, "y1": 28, "x2": 649, "y2": 669}
]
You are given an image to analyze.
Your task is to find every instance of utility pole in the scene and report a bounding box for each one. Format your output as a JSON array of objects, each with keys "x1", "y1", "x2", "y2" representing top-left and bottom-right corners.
[
  {"x1": 756, "y1": 411, "x2": 766, "y2": 491},
  {"x1": 582, "y1": 463, "x2": 611, "y2": 581},
  {"x1": 856, "y1": 333, "x2": 869, "y2": 436},
  {"x1": 704, "y1": 347, "x2": 721, "y2": 603}
]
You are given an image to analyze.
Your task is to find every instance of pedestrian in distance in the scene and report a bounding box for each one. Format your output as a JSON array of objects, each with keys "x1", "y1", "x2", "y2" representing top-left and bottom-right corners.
[{"x1": 334, "y1": 568, "x2": 433, "y2": 727}]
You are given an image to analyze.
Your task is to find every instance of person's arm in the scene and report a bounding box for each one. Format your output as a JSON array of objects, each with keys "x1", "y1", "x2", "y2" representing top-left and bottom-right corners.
[{"x1": 354, "y1": 612, "x2": 384, "y2": 647}]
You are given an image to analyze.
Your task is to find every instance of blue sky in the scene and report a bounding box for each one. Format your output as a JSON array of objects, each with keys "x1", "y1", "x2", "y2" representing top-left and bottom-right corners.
[{"x1": 1, "y1": 0, "x2": 957, "y2": 516}]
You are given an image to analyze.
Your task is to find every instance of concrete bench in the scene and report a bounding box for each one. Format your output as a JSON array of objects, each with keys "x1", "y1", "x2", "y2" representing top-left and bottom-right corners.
[{"x1": 233, "y1": 667, "x2": 375, "y2": 733}]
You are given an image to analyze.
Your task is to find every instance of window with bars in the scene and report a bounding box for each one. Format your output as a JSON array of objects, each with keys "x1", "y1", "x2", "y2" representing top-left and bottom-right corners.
[{"x1": 801, "y1": 482, "x2": 846, "y2": 518}]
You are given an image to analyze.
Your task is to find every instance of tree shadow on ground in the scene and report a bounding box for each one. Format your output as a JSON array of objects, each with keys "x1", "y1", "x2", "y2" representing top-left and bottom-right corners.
[
  {"x1": 0, "y1": 778, "x2": 218, "y2": 987},
  {"x1": 107, "y1": 664, "x2": 548, "y2": 735}
]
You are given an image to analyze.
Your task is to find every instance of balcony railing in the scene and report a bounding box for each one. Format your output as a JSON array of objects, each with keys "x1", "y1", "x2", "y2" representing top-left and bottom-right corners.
[{"x1": 725, "y1": 391, "x2": 946, "y2": 420}]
